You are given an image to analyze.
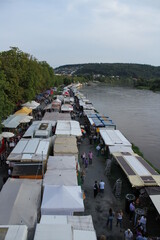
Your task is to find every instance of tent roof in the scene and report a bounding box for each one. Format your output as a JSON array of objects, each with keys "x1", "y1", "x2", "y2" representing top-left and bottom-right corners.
[
  {"x1": 43, "y1": 169, "x2": 78, "y2": 186},
  {"x1": 83, "y1": 110, "x2": 96, "y2": 116},
  {"x1": 34, "y1": 223, "x2": 96, "y2": 240},
  {"x1": 145, "y1": 187, "x2": 160, "y2": 215},
  {"x1": 61, "y1": 104, "x2": 73, "y2": 112},
  {"x1": 99, "y1": 129, "x2": 131, "y2": 146},
  {"x1": 23, "y1": 120, "x2": 56, "y2": 138},
  {"x1": 14, "y1": 107, "x2": 32, "y2": 115},
  {"x1": 7, "y1": 138, "x2": 50, "y2": 162},
  {"x1": 113, "y1": 152, "x2": 160, "y2": 187},
  {"x1": 55, "y1": 120, "x2": 82, "y2": 137},
  {"x1": 2, "y1": 115, "x2": 29, "y2": 128},
  {"x1": 54, "y1": 136, "x2": 78, "y2": 155},
  {"x1": 0, "y1": 225, "x2": 28, "y2": 240},
  {"x1": 109, "y1": 146, "x2": 134, "y2": 154},
  {"x1": 22, "y1": 101, "x2": 40, "y2": 109},
  {"x1": 0, "y1": 179, "x2": 41, "y2": 228},
  {"x1": 47, "y1": 156, "x2": 76, "y2": 170},
  {"x1": 74, "y1": 230, "x2": 97, "y2": 240},
  {"x1": 42, "y1": 112, "x2": 71, "y2": 121},
  {"x1": 33, "y1": 224, "x2": 72, "y2": 240},
  {"x1": 41, "y1": 185, "x2": 84, "y2": 215},
  {"x1": 44, "y1": 103, "x2": 53, "y2": 110},
  {"x1": 149, "y1": 195, "x2": 160, "y2": 215},
  {"x1": 40, "y1": 215, "x2": 95, "y2": 231}
]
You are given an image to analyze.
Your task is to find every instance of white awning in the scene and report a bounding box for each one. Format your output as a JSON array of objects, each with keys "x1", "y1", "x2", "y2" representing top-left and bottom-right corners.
[
  {"x1": 55, "y1": 120, "x2": 82, "y2": 137},
  {"x1": 43, "y1": 169, "x2": 78, "y2": 186},
  {"x1": 109, "y1": 146, "x2": 133, "y2": 154},
  {"x1": 113, "y1": 152, "x2": 160, "y2": 187},
  {"x1": 150, "y1": 195, "x2": 160, "y2": 214},
  {"x1": 100, "y1": 129, "x2": 131, "y2": 146}
]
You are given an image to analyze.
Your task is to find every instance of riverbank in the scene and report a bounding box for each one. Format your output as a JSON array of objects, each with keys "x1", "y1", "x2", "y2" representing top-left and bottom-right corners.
[
  {"x1": 74, "y1": 90, "x2": 160, "y2": 239},
  {"x1": 80, "y1": 84, "x2": 160, "y2": 172}
]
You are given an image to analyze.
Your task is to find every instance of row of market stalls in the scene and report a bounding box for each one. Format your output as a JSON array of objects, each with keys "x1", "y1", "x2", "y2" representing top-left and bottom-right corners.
[
  {"x1": 0, "y1": 85, "x2": 98, "y2": 239},
  {"x1": 0, "y1": 101, "x2": 40, "y2": 164},
  {"x1": 72, "y1": 86, "x2": 160, "y2": 218},
  {"x1": 36, "y1": 88, "x2": 96, "y2": 240}
]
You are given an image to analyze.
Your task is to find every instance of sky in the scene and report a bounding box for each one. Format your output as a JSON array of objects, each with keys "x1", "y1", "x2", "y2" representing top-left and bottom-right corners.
[{"x1": 0, "y1": 0, "x2": 160, "y2": 68}]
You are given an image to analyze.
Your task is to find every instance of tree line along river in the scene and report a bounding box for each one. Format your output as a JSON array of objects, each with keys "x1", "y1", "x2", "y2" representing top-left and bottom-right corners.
[{"x1": 80, "y1": 84, "x2": 160, "y2": 171}]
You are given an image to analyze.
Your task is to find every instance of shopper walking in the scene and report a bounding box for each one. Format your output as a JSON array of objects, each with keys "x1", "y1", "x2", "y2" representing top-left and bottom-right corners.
[
  {"x1": 99, "y1": 180, "x2": 105, "y2": 194},
  {"x1": 88, "y1": 151, "x2": 93, "y2": 164},
  {"x1": 116, "y1": 210, "x2": 123, "y2": 231},
  {"x1": 129, "y1": 201, "x2": 135, "y2": 221},
  {"x1": 107, "y1": 208, "x2": 114, "y2": 230},
  {"x1": 93, "y1": 181, "x2": 99, "y2": 198},
  {"x1": 96, "y1": 144, "x2": 101, "y2": 156}
]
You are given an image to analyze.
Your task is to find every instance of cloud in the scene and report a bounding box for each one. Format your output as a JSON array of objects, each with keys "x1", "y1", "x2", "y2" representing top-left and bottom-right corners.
[{"x1": 0, "y1": 0, "x2": 160, "y2": 67}]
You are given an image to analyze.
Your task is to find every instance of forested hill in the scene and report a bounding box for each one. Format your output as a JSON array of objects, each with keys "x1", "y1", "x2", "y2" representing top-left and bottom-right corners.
[{"x1": 55, "y1": 63, "x2": 160, "y2": 79}]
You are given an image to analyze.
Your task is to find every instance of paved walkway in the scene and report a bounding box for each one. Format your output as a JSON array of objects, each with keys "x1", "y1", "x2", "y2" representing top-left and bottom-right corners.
[{"x1": 78, "y1": 136, "x2": 126, "y2": 240}]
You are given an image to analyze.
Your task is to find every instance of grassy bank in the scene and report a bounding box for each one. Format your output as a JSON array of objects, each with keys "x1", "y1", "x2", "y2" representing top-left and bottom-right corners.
[{"x1": 132, "y1": 143, "x2": 160, "y2": 174}]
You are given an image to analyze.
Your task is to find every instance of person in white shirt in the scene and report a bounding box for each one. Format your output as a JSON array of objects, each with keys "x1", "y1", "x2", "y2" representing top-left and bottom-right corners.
[
  {"x1": 124, "y1": 229, "x2": 133, "y2": 240},
  {"x1": 96, "y1": 144, "x2": 101, "y2": 156},
  {"x1": 99, "y1": 180, "x2": 105, "y2": 193}
]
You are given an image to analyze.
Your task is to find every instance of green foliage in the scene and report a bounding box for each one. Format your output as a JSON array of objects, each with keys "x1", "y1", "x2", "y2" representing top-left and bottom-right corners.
[
  {"x1": 0, "y1": 47, "x2": 55, "y2": 122},
  {"x1": 132, "y1": 143, "x2": 160, "y2": 174},
  {"x1": 54, "y1": 75, "x2": 88, "y2": 87}
]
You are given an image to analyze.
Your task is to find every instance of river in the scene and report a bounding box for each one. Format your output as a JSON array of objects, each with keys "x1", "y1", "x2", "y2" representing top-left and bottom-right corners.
[{"x1": 80, "y1": 84, "x2": 160, "y2": 171}]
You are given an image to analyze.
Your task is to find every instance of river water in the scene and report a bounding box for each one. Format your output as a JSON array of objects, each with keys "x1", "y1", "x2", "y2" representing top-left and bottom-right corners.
[{"x1": 80, "y1": 84, "x2": 160, "y2": 171}]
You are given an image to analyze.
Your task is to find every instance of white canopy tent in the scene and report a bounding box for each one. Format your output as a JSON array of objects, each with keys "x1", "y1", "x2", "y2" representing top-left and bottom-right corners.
[
  {"x1": 99, "y1": 129, "x2": 131, "y2": 147},
  {"x1": 47, "y1": 156, "x2": 76, "y2": 170},
  {"x1": 41, "y1": 185, "x2": 84, "y2": 215},
  {"x1": 0, "y1": 179, "x2": 41, "y2": 229},
  {"x1": 34, "y1": 224, "x2": 97, "y2": 240},
  {"x1": 33, "y1": 224, "x2": 72, "y2": 240},
  {"x1": 43, "y1": 169, "x2": 78, "y2": 186},
  {"x1": 55, "y1": 120, "x2": 82, "y2": 137},
  {"x1": 0, "y1": 225, "x2": 28, "y2": 240},
  {"x1": 40, "y1": 215, "x2": 95, "y2": 231}
]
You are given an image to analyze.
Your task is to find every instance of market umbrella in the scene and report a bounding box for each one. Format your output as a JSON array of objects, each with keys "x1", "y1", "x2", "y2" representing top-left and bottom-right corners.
[{"x1": 2, "y1": 132, "x2": 14, "y2": 138}]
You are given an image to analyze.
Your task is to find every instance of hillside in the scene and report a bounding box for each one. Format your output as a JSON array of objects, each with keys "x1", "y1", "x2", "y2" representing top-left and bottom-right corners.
[
  {"x1": 55, "y1": 63, "x2": 160, "y2": 79},
  {"x1": 55, "y1": 63, "x2": 160, "y2": 91}
]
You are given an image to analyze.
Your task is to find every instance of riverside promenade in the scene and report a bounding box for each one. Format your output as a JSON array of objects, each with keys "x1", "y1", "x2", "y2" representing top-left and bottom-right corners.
[
  {"x1": 77, "y1": 119, "x2": 160, "y2": 239},
  {"x1": 78, "y1": 135, "x2": 128, "y2": 240}
]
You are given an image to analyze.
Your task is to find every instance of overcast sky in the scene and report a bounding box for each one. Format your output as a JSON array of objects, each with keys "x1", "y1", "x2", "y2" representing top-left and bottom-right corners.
[{"x1": 0, "y1": 0, "x2": 160, "y2": 68}]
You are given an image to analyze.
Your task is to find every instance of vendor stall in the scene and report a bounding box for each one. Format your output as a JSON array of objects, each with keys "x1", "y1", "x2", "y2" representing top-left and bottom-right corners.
[{"x1": 41, "y1": 185, "x2": 84, "y2": 215}]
